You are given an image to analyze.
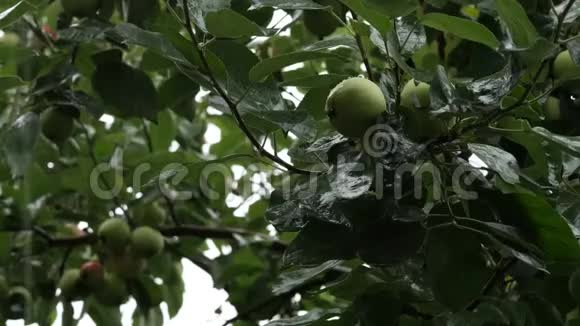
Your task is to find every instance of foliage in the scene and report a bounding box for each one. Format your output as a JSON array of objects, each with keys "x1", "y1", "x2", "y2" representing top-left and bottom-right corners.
[{"x1": 0, "y1": 0, "x2": 579, "y2": 325}]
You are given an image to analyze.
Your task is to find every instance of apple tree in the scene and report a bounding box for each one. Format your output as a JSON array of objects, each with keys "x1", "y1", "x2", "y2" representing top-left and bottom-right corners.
[{"x1": 1, "y1": 0, "x2": 580, "y2": 325}]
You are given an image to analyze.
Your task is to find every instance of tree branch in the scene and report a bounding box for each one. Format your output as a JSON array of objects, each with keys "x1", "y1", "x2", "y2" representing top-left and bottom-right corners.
[
  {"x1": 29, "y1": 224, "x2": 286, "y2": 248},
  {"x1": 180, "y1": 0, "x2": 312, "y2": 175}
]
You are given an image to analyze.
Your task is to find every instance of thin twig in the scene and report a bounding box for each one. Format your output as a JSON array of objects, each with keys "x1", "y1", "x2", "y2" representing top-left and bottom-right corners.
[{"x1": 350, "y1": 12, "x2": 374, "y2": 81}]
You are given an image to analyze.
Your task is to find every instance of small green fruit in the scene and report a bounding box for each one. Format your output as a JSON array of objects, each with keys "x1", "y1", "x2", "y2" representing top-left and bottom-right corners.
[
  {"x1": 326, "y1": 77, "x2": 387, "y2": 138},
  {"x1": 544, "y1": 96, "x2": 561, "y2": 121},
  {"x1": 98, "y1": 219, "x2": 131, "y2": 253},
  {"x1": 569, "y1": 269, "x2": 580, "y2": 303},
  {"x1": 553, "y1": 50, "x2": 577, "y2": 79},
  {"x1": 80, "y1": 261, "x2": 105, "y2": 289},
  {"x1": 59, "y1": 269, "x2": 89, "y2": 300},
  {"x1": 0, "y1": 32, "x2": 20, "y2": 47},
  {"x1": 401, "y1": 79, "x2": 431, "y2": 109},
  {"x1": 131, "y1": 226, "x2": 165, "y2": 258},
  {"x1": 553, "y1": 50, "x2": 580, "y2": 94},
  {"x1": 106, "y1": 253, "x2": 146, "y2": 279},
  {"x1": 303, "y1": 0, "x2": 343, "y2": 38},
  {"x1": 61, "y1": 0, "x2": 100, "y2": 17},
  {"x1": 41, "y1": 107, "x2": 75, "y2": 145},
  {"x1": 94, "y1": 273, "x2": 129, "y2": 306},
  {"x1": 133, "y1": 203, "x2": 166, "y2": 227}
]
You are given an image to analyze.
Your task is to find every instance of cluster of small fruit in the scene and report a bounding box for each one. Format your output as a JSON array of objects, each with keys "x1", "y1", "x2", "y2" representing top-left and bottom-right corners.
[
  {"x1": 325, "y1": 50, "x2": 580, "y2": 142},
  {"x1": 325, "y1": 76, "x2": 448, "y2": 142},
  {"x1": 57, "y1": 218, "x2": 165, "y2": 305}
]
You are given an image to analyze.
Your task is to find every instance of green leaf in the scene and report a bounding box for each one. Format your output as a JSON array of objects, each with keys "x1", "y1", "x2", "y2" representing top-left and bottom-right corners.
[
  {"x1": 205, "y1": 9, "x2": 265, "y2": 38},
  {"x1": 1, "y1": 113, "x2": 40, "y2": 178},
  {"x1": 338, "y1": 0, "x2": 391, "y2": 34},
  {"x1": 273, "y1": 260, "x2": 340, "y2": 295},
  {"x1": 92, "y1": 61, "x2": 160, "y2": 121},
  {"x1": 533, "y1": 127, "x2": 580, "y2": 157},
  {"x1": 252, "y1": 0, "x2": 326, "y2": 10},
  {"x1": 280, "y1": 74, "x2": 348, "y2": 88},
  {"x1": 284, "y1": 219, "x2": 357, "y2": 266},
  {"x1": 512, "y1": 193, "x2": 580, "y2": 266},
  {"x1": 249, "y1": 51, "x2": 339, "y2": 82},
  {"x1": 421, "y1": 13, "x2": 500, "y2": 50},
  {"x1": 361, "y1": 0, "x2": 417, "y2": 17},
  {"x1": 425, "y1": 224, "x2": 494, "y2": 310},
  {"x1": 0, "y1": 0, "x2": 34, "y2": 29},
  {"x1": 265, "y1": 308, "x2": 343, "y2": 326},
  {"x1": 147, "y1": 110, "x2": 177, "y2": 153},
  {"x1": 494, "y1": 0, "x2": 538, "y2": 48},
  {"x1": 112, "y1": 23, "x2": 192, "y2": 67},
  {"x1": 469, "y1": 143, "x2": 520, "y2": 184},
  {"x1": 0, "y1": 75, "x2": 24, "y2": 91},
  {"x1": 86, "y1": 298, "x2": 123, "y2": 326},
  {"x1": 185, "y1": 0, "x2": 230, "y2": 32}
]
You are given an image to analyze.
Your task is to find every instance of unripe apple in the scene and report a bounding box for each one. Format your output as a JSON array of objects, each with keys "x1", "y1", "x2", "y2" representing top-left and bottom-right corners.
[
  {"x1": 325, "y1": 77, "x2": 387, "y2": 138},
  {"x1": 401, "y1": 79, "x2": 431, "y2": 109},
  {"x1": 98, "y1": 219, "x2": 131, "y2": 253},
  {"x1": 544, "y1": 96, "x2": 561, "y2": 121},
  {"x1": 0, "y1": 32, "x2": 20, "y2": 47},
  {"x1": 94, "y1": 273, "x2": 129, "y2": 306},
  {"x1": 553, "y1": 50, "x2": 577, "y2": 79},
  {"x1": 553, "y1": 50, "x2": 580, "y2": 94},
  {"x1": 80, "y1": 261, "x2": 105, "y2": 289},
  {"x1": 105, "y1": 252, "x2": 146, "y2": 279},
  {"x1": 303, "y1": 0, "x2": 343, "y2": 38},
  {"x1": 41, "y1": 107, "x2": 75, "y2": 145},
  {"x1": 569, "y1": 269, "x2": 580, "y2": 303},
  {"x1": 58, "y1": 269, "x2": 89, "y2": 300},
  {"x1": 130, "y1": 226, "x2": 165, "y2": 258},
  {"x1": 5, "y1": 286, "x2": 31, "y2": 320},
  {"x1": 61, "y1": 0, "x2": 100, "y2": 17},
  {"x1": 133, "y1": 203, "x2": 166, "y2": 227}
]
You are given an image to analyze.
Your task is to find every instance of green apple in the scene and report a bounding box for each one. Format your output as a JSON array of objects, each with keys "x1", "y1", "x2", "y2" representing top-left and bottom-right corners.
[
  {"x1": 133, "y1": 203, "x2": 166, "y2": 227},
  {"x1": 61, "y1": 0, "x2": 100, "y2": 17},
  {"x1": 130, "y1": 226, "x2": 165, "y2": 258},
  {"x1": 97, "y1": 219, "x2": 131, "y2": 253},
  {"x1": 94, "y1": 273, "x2": 129, "y2": 306},
  {"x1": 544, "y1": 96, "x2": 561, "y2": 121},
  {"x1": 553, "y1": 50, "x2": 580, "y2": 94},
  {"x1": 401, "y1": 79, "x2": 431, "y2": 109},
  {"x1": 105, "y1": 252, "x2": 146, "y2": 279},
  {"x1": 326, "y1": 77, "x2": 387, "y2": 138},
  {"x1": 41, "y1": 107, "x2": 75, "y2": 145},
  {"x1": 59, "y1": 269, "x2": 89, "y2": 300},
  {"x1": 303, "y1": 0, "x2": 343, "y2": 38}
]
